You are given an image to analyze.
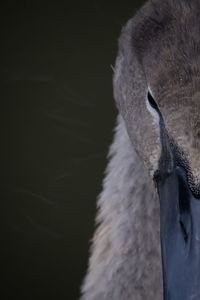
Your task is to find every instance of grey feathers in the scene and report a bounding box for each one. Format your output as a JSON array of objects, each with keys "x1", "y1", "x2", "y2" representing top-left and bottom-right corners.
[
  {"x1": 80, "y1": 0, "x2": 200, "y2": 299},
  {"x1": 80, "y1": 117, "x2": 162, "y2": 300}
]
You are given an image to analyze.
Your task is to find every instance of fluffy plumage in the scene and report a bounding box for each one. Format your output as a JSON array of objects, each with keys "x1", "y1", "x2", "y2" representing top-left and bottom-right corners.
[
  {"x1": 80, "y1": 116, "x2": 162, "y2": 300},
  {"x1": 81, "y1": 0, "x2": 200, "y2": 299}
]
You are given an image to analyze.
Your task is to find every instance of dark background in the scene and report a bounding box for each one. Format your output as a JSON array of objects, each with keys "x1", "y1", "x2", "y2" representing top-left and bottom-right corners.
[{"x1": 1, "y1": 1, "x2": 144, "y2": 299}]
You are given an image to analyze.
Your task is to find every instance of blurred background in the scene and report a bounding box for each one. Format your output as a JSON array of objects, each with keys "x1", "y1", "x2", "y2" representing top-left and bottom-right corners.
[{"x1": 1, "y1": 1, "x2": 144, "y2": 299}]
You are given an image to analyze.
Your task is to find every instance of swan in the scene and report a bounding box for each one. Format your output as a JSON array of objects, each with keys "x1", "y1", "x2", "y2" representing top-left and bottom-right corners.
[{"x1": 81, "y1": 0, "x2": 200, "y2": 299}]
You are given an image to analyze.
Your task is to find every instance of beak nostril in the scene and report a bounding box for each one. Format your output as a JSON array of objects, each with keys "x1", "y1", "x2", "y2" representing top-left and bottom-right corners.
[{"x1": 179, "y1": 219, "x2": 188, "y2": 243}]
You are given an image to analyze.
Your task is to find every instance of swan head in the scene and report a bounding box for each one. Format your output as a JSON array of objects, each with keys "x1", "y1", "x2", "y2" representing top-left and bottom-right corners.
[{"x1": 113, "y1": 1, "x2": 200, "y2": 299}]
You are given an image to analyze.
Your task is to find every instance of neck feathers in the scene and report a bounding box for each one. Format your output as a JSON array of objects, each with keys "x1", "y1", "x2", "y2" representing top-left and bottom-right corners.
[{"x1": 81, "y1": 116, "x2": 162, "y2": 300}]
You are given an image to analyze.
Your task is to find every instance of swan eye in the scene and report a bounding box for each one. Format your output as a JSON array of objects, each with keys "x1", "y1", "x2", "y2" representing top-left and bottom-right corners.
[{"x1": 147, "y1": 91, "x2": 159, "y2": 112}]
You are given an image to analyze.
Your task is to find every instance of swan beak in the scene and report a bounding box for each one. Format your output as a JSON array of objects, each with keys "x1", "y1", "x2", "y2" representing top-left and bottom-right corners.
[{"x1": 158, "y1": 166, "x2": 200, "y2": 300}]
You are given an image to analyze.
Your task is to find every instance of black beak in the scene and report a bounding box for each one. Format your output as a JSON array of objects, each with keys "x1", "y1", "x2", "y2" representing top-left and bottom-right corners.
[{"x1": 158, "y1": 166, "x2": 200, "y2": 300}]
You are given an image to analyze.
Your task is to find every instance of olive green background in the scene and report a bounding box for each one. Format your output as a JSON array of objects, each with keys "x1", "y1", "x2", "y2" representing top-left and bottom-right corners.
[{"x1": 1, "y1": 1, "x2": 144, "y2": 299}]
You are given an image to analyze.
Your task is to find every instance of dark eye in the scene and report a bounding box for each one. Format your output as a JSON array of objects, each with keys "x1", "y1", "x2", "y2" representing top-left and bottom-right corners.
[{"x1": 147, "y1": 91, "x2": 159, "y2": 112}]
